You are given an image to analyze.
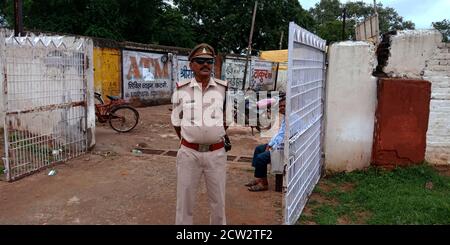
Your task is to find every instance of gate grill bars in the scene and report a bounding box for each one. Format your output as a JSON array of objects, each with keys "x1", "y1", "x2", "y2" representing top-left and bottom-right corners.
[
  {"x1": 1, "y1": 29, "x2": 88, "y2": 181},
  {"x1": 285, "y1": 23, "x2": 326, "y2": 224}
]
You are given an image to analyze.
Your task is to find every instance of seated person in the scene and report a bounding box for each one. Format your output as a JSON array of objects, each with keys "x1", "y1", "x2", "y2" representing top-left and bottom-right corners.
[{"x1": 246, "y1": 94, "x2": 286, "y2": 192}]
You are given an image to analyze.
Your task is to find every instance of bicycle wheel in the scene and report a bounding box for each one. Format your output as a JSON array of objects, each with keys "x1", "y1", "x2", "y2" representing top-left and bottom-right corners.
[{"x1": 108, "y1": 106, "x2": 139, "y2": 132}]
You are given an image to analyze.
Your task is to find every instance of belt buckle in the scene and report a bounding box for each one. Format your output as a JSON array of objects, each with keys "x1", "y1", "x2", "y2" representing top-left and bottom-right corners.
[{"x1": 198, "y1": 144, "x2": 210, "y2": 152}]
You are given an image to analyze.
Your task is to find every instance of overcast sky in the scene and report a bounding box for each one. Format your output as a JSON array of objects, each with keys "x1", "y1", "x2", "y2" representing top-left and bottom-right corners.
[{"x1": 300, "y1": 0, "x2": 450, "y2": 29}]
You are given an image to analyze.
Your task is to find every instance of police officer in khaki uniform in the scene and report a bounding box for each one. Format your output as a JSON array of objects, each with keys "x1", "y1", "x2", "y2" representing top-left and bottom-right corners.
[{"x1": 171, "y1": 43, "x2": 229, "y2": 225}]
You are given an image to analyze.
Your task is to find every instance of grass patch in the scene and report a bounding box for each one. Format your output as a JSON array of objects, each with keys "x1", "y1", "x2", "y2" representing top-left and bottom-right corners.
[{"x1": 297, "y1": 164, "x2": 450, "y2": 224}]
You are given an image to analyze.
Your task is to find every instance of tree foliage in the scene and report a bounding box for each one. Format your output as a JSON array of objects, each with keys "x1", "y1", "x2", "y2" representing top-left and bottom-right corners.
[
  {"x1": 309, "y1": 0, "x2": 415, "y2": 43},
  {"x1": 0, "y1": 0, "x2": 418, "y2": 51},
  {"x1": 0, "y1": 0, "x2": 195, "y2": 47},
  {"x1": 174, "y1": 0, "x2": 314, "y2": 53},
  {"x1": 0, "y1": 6, "x2": 7, "y2": 27},
  {"x1": 432, "y1": 19, "x2": 450, "y2": 42},
  {"x1": 0, "y1": 0, "x2": 313, "y2": 52},
  {"x1": 377, "y1": 6, "x2": 415, "y2": 32}
]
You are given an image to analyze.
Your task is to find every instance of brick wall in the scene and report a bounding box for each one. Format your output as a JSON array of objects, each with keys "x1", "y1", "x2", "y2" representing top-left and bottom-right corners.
[
  {"x1": 372, "y1": 79, "x2": 431, "y2": 167},
  {"x1": 423, "y1": 43, "x2": 450, "y2": 165}
]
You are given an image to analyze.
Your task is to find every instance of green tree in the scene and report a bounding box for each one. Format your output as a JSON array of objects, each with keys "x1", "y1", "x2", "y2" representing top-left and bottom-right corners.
[
  {"x1": 345, "y1": 2, "x2": 414, "y2": 40},
  {"x1": 316, "y1": 20, "x2": 344, "y2": 42},
  {"x1": 309, "y1": 0, "x2": 341, "y2": 25},
  {"x1": 1, "y1": 0, "x2": 124, "y2": 39},
  {"x1": 0, "y1": 0, "x2": 195, "y2": 47},
  {"x1": 83, "y1": 0, "x2": 125, "y2": 40},
  {"x1": 377, "y1": 6, "x2": 415, "y2": 32},
  {"x1": 174, "y1": 0, "x2": 314, "y2": 53},
  {"x1": 432, "y1": 19, "x2": 450, "y2": 42},
  {"x1": 0, "y1": 6, "x2": 7, "y2": 27},
  {"x1": 153, "y1": 5, "x2": 196, "y2": 48},
  {"x1": 309, "y1": 0, "x2": 415, "y2": 43},
  {"x1": 2, "y1": 0, "x2": 88, "y2": 34},
  {"x1": 116, "y1": 0, "x2": 166, "y2": 43}
]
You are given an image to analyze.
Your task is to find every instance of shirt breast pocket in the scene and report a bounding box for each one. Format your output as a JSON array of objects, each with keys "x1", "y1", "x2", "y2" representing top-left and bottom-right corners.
[
  {"x1": 182, "y1": 101, "x2": 196, "y2": 123},
  {"x1": 204, "y1": 101, "x2": 223, "y2": 126}
]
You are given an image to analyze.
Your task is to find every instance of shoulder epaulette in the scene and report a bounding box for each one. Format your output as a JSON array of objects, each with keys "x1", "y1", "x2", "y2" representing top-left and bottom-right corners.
[
  {"x1": 214, "y1": 79, "x2": 228, "y2": 88},
  {"x1": 176, "y1": 79, "x2": 191, "y2": 89}
]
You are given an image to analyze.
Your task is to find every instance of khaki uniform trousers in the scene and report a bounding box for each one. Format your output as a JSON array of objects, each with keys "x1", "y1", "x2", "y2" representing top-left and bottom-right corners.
[{"x1": 175, "y1": 145, "x2": 227, "y2": 225}]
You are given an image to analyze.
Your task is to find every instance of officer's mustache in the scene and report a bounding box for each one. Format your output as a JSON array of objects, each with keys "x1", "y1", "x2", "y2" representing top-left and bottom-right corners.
[{"x1": 200, "y1": 67, "x2": 211, "y2": 72}]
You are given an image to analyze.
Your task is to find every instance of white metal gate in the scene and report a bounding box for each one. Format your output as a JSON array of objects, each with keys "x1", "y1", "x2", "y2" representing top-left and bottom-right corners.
[
  {"x1": 1, "y1": 30, "x2": 88, "y2": 181},
  {"x1": 284, "y1": 22, "x2": 326, "y2": 224}
]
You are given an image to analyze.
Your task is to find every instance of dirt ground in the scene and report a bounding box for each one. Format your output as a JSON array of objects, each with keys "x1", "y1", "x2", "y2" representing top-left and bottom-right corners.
[{"x1": 0, "y1": 105, "x2": 283, "y2": 225}]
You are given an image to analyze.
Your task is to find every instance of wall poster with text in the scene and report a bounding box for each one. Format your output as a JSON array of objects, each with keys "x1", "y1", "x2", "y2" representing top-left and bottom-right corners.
[{"x1": 122, "y1": 50, "x2": 172, "y2": 102}]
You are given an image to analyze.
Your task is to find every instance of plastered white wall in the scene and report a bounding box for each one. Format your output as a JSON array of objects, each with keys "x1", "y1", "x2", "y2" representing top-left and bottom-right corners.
[
  {"x1": 423, "y1": 42, "x2": 450, "y2": 165},
  {"x1": 384, "y1": 30, "x2": 442, "y2": 79},
  {"x1": 324, "y1": 41, "x2": 378, "y2": 172}
]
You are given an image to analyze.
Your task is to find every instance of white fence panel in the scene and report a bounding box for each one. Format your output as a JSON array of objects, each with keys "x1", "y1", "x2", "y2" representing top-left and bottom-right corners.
[
  {"x1": 285, "y1": 22, "x2": 326, "y2": 224},
  {"x1": 1, "y1": 30, "x2": 89, "y2": 181}
]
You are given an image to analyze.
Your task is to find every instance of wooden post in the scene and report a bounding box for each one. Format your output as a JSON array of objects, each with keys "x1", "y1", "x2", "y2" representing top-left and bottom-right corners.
[
  {"x1": 275, "y1": 174, "x2": 283, "y2": 192},
  {"x1": 373, "y1": 0, "x2": 378, "y2": 14},
  {"x1": 279, "y1": 31, "x2": 284, "y2": 50},
  {"x1": 242, "y1": 1, "x2": 258, "y2": 90},
  {"x1": 342, "y1": 7, "x2": 346, "y2": 40},
  {"x1": 14, "y1": 0, "x2": 24, "y2": 36},
  {"x1": 273, "y1": 63, "x2": 279, "y2": 91},
  {"x1": 373, "y1": 0, "x2": 379, "y2": 43}
]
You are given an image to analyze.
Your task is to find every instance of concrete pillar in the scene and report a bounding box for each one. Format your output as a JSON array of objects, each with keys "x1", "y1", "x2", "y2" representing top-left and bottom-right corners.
[{"x1": 324, "y1": 41, "x2": 377, "y2": 172}]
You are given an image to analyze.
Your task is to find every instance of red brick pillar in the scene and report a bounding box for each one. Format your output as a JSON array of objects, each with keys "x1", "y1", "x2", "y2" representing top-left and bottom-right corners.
[{"x1": 372, "y1": 79, "x2": 431, "y2": 167}]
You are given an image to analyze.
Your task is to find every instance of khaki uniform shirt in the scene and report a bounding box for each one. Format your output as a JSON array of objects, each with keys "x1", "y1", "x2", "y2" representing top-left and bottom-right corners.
[{"x1": 171, "y1": 78, "x2": 228, "y2": 144}]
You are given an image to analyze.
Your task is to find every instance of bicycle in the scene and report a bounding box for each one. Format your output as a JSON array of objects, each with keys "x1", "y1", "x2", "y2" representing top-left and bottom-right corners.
[{"x1": 94, "y1": 92, "x2": 140, "y2": 133}]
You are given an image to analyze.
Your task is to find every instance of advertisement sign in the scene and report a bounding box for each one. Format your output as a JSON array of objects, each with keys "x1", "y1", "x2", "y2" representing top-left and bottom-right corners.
[
  {"x1": 222, "y1": 57, "x2": 249, "y2": 90},
  {"x1": 177, "y1": 55, "x2": 194, "y2": 82},
  {"x1": 122, "y1": 50, "x2": 172, "y2": 101},
  {"x1": 250, "y1": 58, "x2": 274, "y2": 90}
]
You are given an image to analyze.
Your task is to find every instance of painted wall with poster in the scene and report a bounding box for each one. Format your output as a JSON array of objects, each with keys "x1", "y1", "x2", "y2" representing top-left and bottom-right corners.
[
  {"x1": 250, "y1": 58, "x2": 275, "y2": 91},
  {"x1": 221, "y1": 56, "x2": 249, "y2": 90},
  {"x1": 122, "y1": 50, "x2": 173, "y2": 105}
]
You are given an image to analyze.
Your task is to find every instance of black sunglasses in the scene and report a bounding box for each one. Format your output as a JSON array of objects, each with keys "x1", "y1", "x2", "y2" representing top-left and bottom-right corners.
[{"x1": 192, "y1": 58, "x2": 214, "y2": 65}]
